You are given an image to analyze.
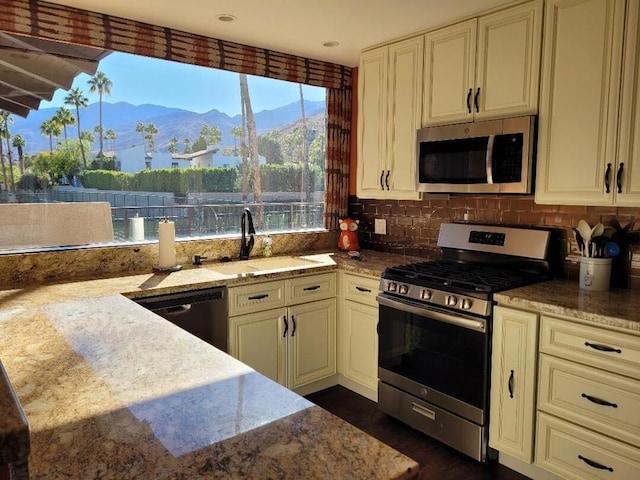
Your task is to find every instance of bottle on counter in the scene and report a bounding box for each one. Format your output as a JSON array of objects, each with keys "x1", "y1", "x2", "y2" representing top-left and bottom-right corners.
[{"x1": 262, "y1": 235, "x2": 273, "y2": 257}]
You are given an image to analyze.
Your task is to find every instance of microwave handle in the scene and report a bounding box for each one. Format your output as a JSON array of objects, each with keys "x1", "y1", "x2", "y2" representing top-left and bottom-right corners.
[{"x1": 486, "y1": 135, "x2": 495, "y2": 184}]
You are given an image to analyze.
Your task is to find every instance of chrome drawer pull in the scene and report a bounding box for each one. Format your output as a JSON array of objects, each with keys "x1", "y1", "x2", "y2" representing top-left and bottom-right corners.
[
  {"x1": 355, "y1": 286, "x2": 372, "y2": 293},
  {"x1": 578, "y1": 455, "x2": 614, "y2": 472},
  {"x1": 581, "y1": 393, "x2": 618, "y2": 408},
  {"x1": 303, "y1": 285, "x2": 321, "y2": 291},
  {"x1": 248, "y1": 294, "x2": 269, "y2": 300},
  {"x1": 411, "y1": 402, "x2": 435, "y2": 420},
  {"x1": 584, "y1": 342, "x2": 621, "y2": 354}
]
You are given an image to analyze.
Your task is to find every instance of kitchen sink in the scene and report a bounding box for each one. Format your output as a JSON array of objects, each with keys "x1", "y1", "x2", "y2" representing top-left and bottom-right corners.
[{"x1": 207, "y1": 256, "x2": 325, "y2": 276}]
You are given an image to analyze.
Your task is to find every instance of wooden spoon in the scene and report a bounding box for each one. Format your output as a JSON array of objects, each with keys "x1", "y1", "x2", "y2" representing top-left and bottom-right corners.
[{"x1": 578, "y1": 220, "x2": 592, "y2": 249}]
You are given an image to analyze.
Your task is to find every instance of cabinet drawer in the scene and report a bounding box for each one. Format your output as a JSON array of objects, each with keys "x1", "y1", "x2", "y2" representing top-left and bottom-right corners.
[
  {"x1": 343, "y1": 273, "x2": 380, "y2": 307},
  {"x1": 538, "y1": 354, "x2": 640, "y2": 447},
  {"x1": 228, "y1": 281, "x2": 286, "y2": 316},
  {"x1": 536, "y1": 412, "x2": 640, "y2": 480},
  {"x1": 286, "y1": 273, "x2": 336, "y2": 305},
  {"x1": 540, "y1": 315, "x2": 640, "y2": 380}
]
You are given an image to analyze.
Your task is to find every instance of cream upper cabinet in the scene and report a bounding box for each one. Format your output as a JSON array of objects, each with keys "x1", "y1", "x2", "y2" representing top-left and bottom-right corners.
[
  {"x1": 535, "y1": 0, "x2": 627, "y2": 205},
  {"x1": 357, "y1": 37, "x2": 422, "y2": 200},
  {"x1": 616, "y1": 0, "x2": 640, "y2": 205},
  {"x1": 489, "y1": 306, "x2": 539, "y2": 463},
  {"x1": 423, "y1": 0, "x2": 543, "y2": 126}
]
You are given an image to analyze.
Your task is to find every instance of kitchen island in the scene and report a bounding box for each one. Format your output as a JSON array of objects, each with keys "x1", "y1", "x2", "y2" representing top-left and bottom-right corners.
[{"x1": 0, "y1": 251, "x2": 419, "y2": 479}]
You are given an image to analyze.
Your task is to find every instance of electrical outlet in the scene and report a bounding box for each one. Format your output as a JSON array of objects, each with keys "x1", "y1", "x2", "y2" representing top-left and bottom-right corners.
[{"x1": 374, "y1": 218, "x2": 387, "y2": 235}]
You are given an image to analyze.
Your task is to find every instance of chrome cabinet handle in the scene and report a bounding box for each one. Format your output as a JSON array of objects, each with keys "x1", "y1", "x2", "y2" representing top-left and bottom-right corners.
[
  {"x1": 605, "y1": 163, "x2": 612, "y2": 193},
  {"x1": 283, "y1": 315, "x2": 288, "y2": 337},
  {"x1": 355, "y1": 286, "x2": 372, "y2": 293},
  {"x1": 578, "y1": 455, "x2": 614, "y2": 472},
  {"x1": 508, "y1": 370, "x2": 514, "y2": 398},
  {"x1": 380, "y1": 170, "x2": 385, "y2": 190},
  {"x1": 466, "y1": 88, "x2": 472, "y2": 113},
  {"x1": 248, "y1": 293, "x2": 268, "y2": 300},
  {"x1": 474, "y1": 87, "x2": 480, "y2": 113},
  {"x1": 585, "y1": 341, "x2": 621, "y2": 354},
  {"x1": 617, "y1": 163, "x2": 624, "y2": 194},
  {"x1": 581, "y1": 393, "x2": 618, "y2": 408}
]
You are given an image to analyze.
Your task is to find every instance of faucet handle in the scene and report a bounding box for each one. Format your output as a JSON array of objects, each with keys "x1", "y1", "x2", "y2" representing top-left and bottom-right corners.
[{"x1": 193, "y1": 255, "x2": 208, "y2": 265}]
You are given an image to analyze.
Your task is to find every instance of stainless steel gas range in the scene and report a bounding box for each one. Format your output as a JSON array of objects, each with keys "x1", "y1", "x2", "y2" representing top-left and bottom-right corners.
[{"x1": 377, "y1": 223, "x2": 551, "y2": 462}]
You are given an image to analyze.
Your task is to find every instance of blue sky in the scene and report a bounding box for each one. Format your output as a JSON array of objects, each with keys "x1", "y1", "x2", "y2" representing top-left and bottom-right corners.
[{"x1": 42, "y1": 51, "x2": 326, "y2": 115}]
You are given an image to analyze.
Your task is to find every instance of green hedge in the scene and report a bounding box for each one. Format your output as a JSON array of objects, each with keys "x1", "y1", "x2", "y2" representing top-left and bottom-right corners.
[{"x1": 81, "y1": 165, "x2": 324, "y2": 193}]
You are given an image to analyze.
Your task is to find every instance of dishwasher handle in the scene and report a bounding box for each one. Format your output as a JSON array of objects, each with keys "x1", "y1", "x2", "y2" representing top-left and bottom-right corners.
[{"x1": 161, "y1": 304, "x2": 192, "y2": 315}]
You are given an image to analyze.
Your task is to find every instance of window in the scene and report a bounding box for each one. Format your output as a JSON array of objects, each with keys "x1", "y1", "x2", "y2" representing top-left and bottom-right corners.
[{"x1": 0, "y1": 48, "x2": 327, "y2": 252}]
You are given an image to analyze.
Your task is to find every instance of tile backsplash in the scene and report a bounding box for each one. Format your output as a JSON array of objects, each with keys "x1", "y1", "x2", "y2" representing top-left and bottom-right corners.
[{"x1": 348, "y1": 195, "x2": 640, "y2": 290}]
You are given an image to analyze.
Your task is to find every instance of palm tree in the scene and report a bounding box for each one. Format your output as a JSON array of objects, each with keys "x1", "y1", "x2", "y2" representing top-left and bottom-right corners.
[
  {"x1": 64, "y1": 87, "x2": 89, "y2": 168},
  {"x1": 0, "y1": 110, "x2": 16, "y2": 192},
  {"x1": 88, "y1": 71, "x2": 112, "y2": 158},
  {"x1": 135, "y1": 121, "x2": 146, "y2": 153},
  {"x1": 40, "y1": 119, "x2": 59, "y2": 154},
  {"x1": 53, "y1": 107, "x2": 76, "y2": 142},
  {"x1": 0, "y1": 113, "x2": 8, "y2": 192},
  {"x1": 299, "y1": 84, "x2": 311, "y2": 203},
  {"x1": 168, "y1": 137, "x2": 178, "y2": 154},
  {"x1": 105, "y1": 129, "x2": 117, "y2": 152},
  {"x1": 183, "y1": 138, "x2": 191, "y2": 154},
  {"x1": 11, "y1": 134, "x2": 26, "y2": 174},
  {"x1": 239, "y1": 73, "x2": 263, "y2": 224},
  {"x1": 144, "y1": 123, "x2": 158, "y2": 152},
  {"x1": 231, "y1": 125, "x2": 243, "y2": 154}
]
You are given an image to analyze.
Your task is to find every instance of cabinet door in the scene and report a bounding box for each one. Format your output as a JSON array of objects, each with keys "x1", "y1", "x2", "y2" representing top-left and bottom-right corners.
[
  {"x1": 616, "y1": 0, "x2": 640, "y2": 205},
  {"x1": 386, "y1": 37, "x2": 423, "y2": 200},
  {"x1": 489, "y1": 306, "x2": 538, "y2": 463},
  {"x1": 229, "y1": 308, "x2": 286, "y2": 385},
  {"x1": 342, "y1": 300, "x2": 378, "y2": 392},
  {"x1": 357, "y1": 47, "x2": 388, "y2": 199},
  {"x1": 288, "y1": 298, "x2": 336, "y2": 389},
  {"x1": 535, "y1": 0, "x2": 626, "y2": 205},
  {"x1": 423, "y1": 19, "x2": 476, "y2": 126},
  {"x1": 475, "y1": 0, "x2": 542, "y2": 120}
]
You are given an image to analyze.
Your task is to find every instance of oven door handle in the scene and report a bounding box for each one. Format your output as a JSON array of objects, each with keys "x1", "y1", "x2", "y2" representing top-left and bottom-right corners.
[{"x1": 376, "y1": 295, "x2": 486, "y2": 333}]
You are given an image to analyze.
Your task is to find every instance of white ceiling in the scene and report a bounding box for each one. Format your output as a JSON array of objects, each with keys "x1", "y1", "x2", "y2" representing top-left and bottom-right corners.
[{"x1": 46, "y1": 0, "x2": 514, "y2": 67}]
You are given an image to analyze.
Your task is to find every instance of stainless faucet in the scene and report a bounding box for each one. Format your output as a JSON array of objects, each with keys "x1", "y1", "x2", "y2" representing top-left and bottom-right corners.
[{"x1": 239, "y1": 207, "x2": 255, "y2": 260}]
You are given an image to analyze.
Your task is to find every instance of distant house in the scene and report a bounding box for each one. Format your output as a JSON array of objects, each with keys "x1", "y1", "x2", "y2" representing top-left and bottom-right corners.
[
  {"x1": 171, "y1": 147, "x2": 219, "y2": 168},
  {"x1": 116, "y1": 145, "x2": 189, "y2": 173},
  {"x1": 209, "y1": 151, "x2": 266, "y2": 168}
]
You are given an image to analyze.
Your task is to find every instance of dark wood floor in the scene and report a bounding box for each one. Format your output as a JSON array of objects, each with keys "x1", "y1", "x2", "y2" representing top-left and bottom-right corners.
[{"x1": 306, "y1": 386, "x2": 530, "y2": 480}]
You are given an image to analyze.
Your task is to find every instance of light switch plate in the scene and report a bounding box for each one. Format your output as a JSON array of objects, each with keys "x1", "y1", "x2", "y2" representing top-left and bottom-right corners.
[{"x1": 374, "y1": 218, "x2": 387, "y2": 235}]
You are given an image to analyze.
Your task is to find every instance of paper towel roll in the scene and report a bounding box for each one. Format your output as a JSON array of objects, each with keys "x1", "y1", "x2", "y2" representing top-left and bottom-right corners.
[
  {"x1": 129, "y1": 216, "x2": 145, "y2": 242},
  {"x1": 158, "y1": 220, "x2": 176, "y2": 269}
]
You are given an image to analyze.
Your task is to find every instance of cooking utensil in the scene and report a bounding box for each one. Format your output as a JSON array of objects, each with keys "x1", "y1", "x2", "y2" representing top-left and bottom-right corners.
[
  {"x1": 604, "y1": 241, "x2": 620, "y2": 257},
  {"x1": 573, "y1": 227, "x2": 585, "y2": 256},
  {"x1": 591, "y1": 223, "x2": 604, "y2": 240},
  {"x1": 578, "y1": 220, "x2": 592, "y2": 250},
  {"x1": 591, "y1": 235, "x2": 608, "y2": 258}
]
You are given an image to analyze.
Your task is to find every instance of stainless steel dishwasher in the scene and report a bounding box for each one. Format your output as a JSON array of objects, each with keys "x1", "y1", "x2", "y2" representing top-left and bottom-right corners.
[{"x1": 134, "y1": 287, "x2": 228, "y2": 352}]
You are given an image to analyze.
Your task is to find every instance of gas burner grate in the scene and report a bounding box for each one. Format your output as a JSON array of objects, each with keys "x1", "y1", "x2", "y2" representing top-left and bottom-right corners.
[{"x1": 385, "y1": 261, "x2": 545, "y2": 293}]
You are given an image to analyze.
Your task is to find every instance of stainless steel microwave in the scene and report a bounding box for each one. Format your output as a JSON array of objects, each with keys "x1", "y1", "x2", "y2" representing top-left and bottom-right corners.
[{"x1": 416, "y1": 115, "x2": 536, "y2": 194}]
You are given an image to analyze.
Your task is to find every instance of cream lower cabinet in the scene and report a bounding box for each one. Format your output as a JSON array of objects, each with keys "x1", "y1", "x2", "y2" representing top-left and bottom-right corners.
[
  {"x1": 337, "y1": 272, "x2": 380, "y2": 402},
  {"x1": 536, "y1": 315, "x2": 640, "y2": 480},
  {"x1": 489, "y1": 306, "x2": 539, "y2": 463},
  {"x1": 228, "y1": 273, "x2": 337, "y2": 394}
]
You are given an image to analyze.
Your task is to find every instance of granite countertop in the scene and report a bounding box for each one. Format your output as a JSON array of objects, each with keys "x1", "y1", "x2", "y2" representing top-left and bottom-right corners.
[
  {"x1": 0, "y1": 249, "x2": 420, "y2": 479},
  {"x1": 495, "y1": 279, "x2": 640, "y2": 333}
]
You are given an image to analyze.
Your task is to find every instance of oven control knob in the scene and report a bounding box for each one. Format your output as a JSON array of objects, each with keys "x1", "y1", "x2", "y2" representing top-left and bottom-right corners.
[
  {"x1": 461, "y1": 298, "x2": 473, "y2": 310},
  {"x1": 398, "y1": 284, "x2": 409, "y2": 295},
  {"x1": 421, "y1": 289, "x2": 432, "y2": 300},
  {"x1": 445, "y1": 295, "x2": 458, "y2": 306},
  {"x1": 388, "y1": 282, "x2": 397, "y2": 292}
]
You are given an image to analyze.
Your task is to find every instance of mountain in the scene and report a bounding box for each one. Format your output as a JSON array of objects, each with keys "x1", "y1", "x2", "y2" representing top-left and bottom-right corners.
[{"x1": 10, "y1": 100, "x2": 326, "y2": 155}]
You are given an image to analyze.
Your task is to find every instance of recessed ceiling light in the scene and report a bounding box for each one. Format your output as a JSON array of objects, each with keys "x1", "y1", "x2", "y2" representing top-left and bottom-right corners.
[
  {"x1": 322, "y1": 40, "x2": 340, "y2": 48},
  {"x1": 216, "y1": 14, "x2": 237, "y2": 22}
]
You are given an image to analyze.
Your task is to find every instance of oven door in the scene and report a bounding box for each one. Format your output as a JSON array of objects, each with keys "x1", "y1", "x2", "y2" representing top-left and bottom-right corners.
[{"x1": 377, "y1": 294, "x2": 489, "y2": 425}]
